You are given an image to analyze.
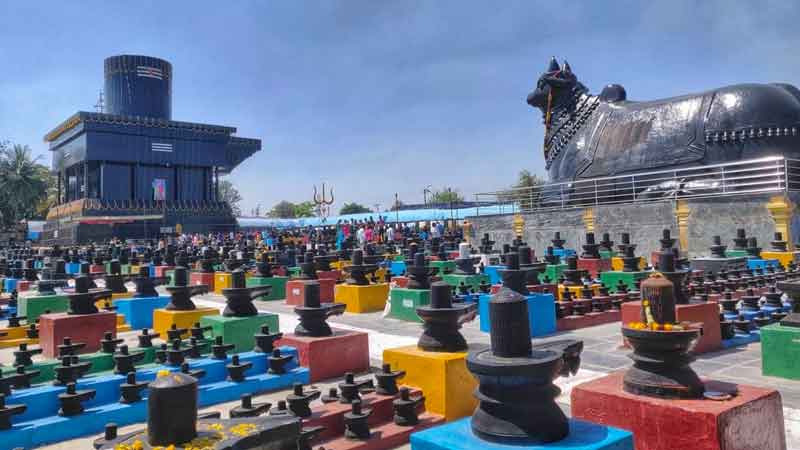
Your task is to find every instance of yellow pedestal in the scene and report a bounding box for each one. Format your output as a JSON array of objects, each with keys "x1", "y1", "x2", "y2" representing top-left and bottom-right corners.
[
  {"x1": 0, "y1": 326, "x2": 30, "y2": 340},
  {"x1": 331, "y1": 261, "x2": 351, "y2": 271},
  {"x1": 374, "y1": 267, "x2": 387, "y2": 283},
  {"x1": 556, "y1": 283, "x2": 600, "y2": 300},
  {"x1": 116, "y1": 314, "x2": 131, "y2": 332},
  {"x1": 610, "y1": 256, "x2": 645, "y2": 272},
  {"x1": 153, "y1": 307, "x2": 219, "y2": 339},
  {"x1": 382, "y1": 345, "x2": 477, "y2": 421},
  {"x1": 334, "y1": 283, "x2": 390, "y2": 313},
  {"x1": 130, "y1": 265, "x2": 139, "y2": 275},
  {"x1": 214, "y1": 272, "x2": 232, "y2": 295},
  {"x1": 760, "y1": 251, "x2": 799, "y2": 268},
  {"x1": 111, "y1": 292, "x2": 132, "y2": 300}
]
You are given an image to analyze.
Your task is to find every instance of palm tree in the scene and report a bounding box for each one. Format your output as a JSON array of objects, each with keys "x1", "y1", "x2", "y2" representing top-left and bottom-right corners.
[{"x1": 0, "y1": 144, "x2": 49, "y2": 228}]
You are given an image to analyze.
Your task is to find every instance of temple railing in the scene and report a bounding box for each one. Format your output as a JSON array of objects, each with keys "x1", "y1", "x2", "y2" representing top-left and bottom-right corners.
[
  {"x1": 474, "y1": 156, "x2": 800, "y2": 215},
  {"x1": 46, "y1": 198, "x2": 233, "y2": 220}
]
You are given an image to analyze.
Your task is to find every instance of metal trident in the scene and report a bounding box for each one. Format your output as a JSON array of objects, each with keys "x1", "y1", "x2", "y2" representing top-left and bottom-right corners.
[{"x1": 313, "y1": 183, "x2": 334, "y2": 217}]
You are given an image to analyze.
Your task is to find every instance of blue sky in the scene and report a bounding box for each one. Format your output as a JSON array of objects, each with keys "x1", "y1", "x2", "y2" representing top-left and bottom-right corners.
[{"x1": 1, "y1": 1, "x2": 798, "y2": 214}]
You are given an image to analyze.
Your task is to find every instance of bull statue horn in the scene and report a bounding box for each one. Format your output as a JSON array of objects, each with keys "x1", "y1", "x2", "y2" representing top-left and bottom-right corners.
[
  {"x1": 547, "y1": 56, "x2": 560, "y2": 73},
  {"x1": 562, "y1": 60, "x2": 572, "y2": 74}
]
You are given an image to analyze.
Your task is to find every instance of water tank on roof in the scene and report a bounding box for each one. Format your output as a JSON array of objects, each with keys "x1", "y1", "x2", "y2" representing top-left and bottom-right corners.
[{"x1": 104, "y1": 55, "x2": 172, "y2": 119}]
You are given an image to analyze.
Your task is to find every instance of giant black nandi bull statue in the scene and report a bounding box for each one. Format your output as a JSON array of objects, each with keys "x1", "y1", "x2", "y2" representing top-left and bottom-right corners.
[{"x1": 528, "y1": 57, "x2": 800, "y2": 184}]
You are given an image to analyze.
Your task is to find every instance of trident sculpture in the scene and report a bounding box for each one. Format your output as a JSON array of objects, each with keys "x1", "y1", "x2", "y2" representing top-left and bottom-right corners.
[{"x1": 313, "y1": 183, "x2": 334, "y2": 218}]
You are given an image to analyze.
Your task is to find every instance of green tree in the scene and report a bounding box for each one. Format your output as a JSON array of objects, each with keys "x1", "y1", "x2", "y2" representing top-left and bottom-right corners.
[
  {"x1": 268, "y1": 201, "x2": 297, "y2": 218},
  {"x1": 430, "y1": 187, "x2": 464, "y2": 204},
  {"x1": 500, "y1": 169, "x2": 546, "y2": 210},
  {"x1": 0, "y1": 144, "x2": 50, "y2": 228},
  {"x1": 218, "y1": 178, "x2": 243, "y2": 216},
  {"x1": 293, "y1": 201, "x2": 316, "y2": 218},
  {"x1": 339, "y1": 202, "x2": 372, "y2": 215}
]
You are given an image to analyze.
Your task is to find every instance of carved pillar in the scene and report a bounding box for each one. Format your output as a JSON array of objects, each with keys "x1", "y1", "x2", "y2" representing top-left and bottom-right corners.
[
  {"x1": 675, "y1": 200, "x2": 691, "y2": 252},
  {"x1": 767, "y1": 195, "x2": 795, "y2": 251},
  {"x1": 582, "y1": 207, "x2": 595, "y2": 233}
]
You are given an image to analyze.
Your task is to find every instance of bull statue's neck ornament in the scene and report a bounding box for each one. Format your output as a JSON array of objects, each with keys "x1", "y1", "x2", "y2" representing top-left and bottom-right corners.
[{"x1": 528, "y1": 57, "x2": 800, "y2": 182}]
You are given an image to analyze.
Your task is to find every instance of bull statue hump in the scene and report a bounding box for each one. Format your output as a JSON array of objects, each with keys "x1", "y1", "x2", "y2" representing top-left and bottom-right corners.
[{"x1": 528, "y1": 57, "x2": 800, "y2": 183}]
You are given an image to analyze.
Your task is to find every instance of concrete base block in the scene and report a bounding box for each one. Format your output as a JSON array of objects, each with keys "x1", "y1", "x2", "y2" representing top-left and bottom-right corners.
[
  {"x1": 246, "y1": 276, "x2": 288, "y2": 300},
  {"x1": 113, "y1": 296, "x2": 170, "y2": 329},
  {"x1": 278, "y1": 329, "x2": 369, "y2": 382},
  {"x1": 335, "y1": 283, "x2": 390, "y2": 313},
  {"x1": 39, "y1": 312, "x2": 118, "y2": 358},
  {"x1": 152, "y1": 307, "x2": 219, "y2": 340},
  {"x1": 286, "y1": 278, "x2": 336, "y2": 305},
  {"x1": 389, "y1": 288, "x2": 430, "y2": 323},
  {"x1": 200, "y1": 313, "x2": 279, "y2": 353},
  {"x1": 479, "y1": 292, "x2": 556, "y2": 337},
  {"x1": 761, "y1": 323, "x2": 800, "y2": 380}
]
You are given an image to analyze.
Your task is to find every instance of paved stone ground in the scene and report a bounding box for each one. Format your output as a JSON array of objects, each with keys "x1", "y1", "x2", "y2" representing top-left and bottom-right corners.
[{"x1": 14, "y1": 289, "x2": 799, "y2": 449}]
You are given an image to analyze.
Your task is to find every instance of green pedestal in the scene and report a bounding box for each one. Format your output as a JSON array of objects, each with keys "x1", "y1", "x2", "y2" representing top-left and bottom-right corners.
[
  {"x1": 18, "y1": 294, "x2": 69, "y2": 322},
  {"x1": 200, "y1": 313, "x2": 279, "y2": 353},
  {"x1": 600, "y1": 271, "x2": 649, "y2": 293},
  {"x1": 289, "y1": 267, "x2": 302, "y2": 277},
  {"x1": 544, "y1": 264, "x2": 568, "y2": 283},
  {"x1": 430, "y1": 260, "x2": 456, "y2": 274},
  {"x1": 394, "y1": 255, "x2": 405, "y2": 261},
  {"x1": 120, "y1": 264, "x2": 131, "y2": 275},
  {"x1": 761, "y1": 323, "x2": 800, "y2": 380},
  {"x1": 725, "y1": 250, "x2": 749, "y2": 258},
  {"x1": 389, "y1": 288, "x2": 430, "y2": 323},
  {"x1": 599, "y1": 250, "x2": 617, "y2": 259},
  {"x1": 167, "y1": 269, "x2": 176, "y2": 286},
  {"x1": 246, "y1": 276, "x2": 288, "y2": 300},
  {"x1": 441, "y1": 273, "x2": 490, "y2": 292}
]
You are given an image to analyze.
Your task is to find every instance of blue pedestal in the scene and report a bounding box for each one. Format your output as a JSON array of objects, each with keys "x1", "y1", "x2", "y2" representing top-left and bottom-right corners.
[
  {"x1": 483, "y1": 265, "x2": 506, "y2": 285},
  {"x1": 722, "y1": 329, "x2": 761, "y2": 348},
  {"x1": 738, "y1": 309, "x2": 763, "y2": 321},
  {"x1": 65, "y1": 263, "x2": 81, "y2": 274},
  {"x1": 2, "y1": 347, "x2": 308, "y2": 448},
  {"x1": 553, "y1": 248, "x2": 577, "y2": 258},
  {"x1": 478, "y1": 292, "x2": 556, "y2": 337},
  {"x1": 747, "y1": 258, "x2": 779, "y2": 270},
  {"x1": 391, "y1": 261, "x2": 407, "y2": 276},
  {"x1": 113, "y1": 296, "x2": 170, "y2": 329},
  {"x1": 410, "y1": 417, "x2": 633, "y2": 450},
  {"x1": 3, "y1": 278, "x2": 18, "y2": 292}
]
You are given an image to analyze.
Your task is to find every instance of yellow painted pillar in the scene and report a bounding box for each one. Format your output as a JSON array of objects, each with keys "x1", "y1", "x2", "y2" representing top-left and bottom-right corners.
[
  {"x1": 766, "y1": 195, "x2": 795, "y2": 251},
  {"x1": 675, "y1": 200, "x2": 691, "y2": 252},
  {"x1": 512, "y1": 213, "x2": 525, "y2": 239},
  {"x1": 582, "y1": 207, "x2": 595, "y2": 233}
]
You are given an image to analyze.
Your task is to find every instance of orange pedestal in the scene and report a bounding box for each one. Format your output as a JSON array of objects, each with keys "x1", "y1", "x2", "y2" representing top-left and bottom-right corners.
[
  {"x1": 317, "y1": 270, "x2": 342, "y2": 281},
  {"x1": 286, "y1": 278, "x2": 336, "y2": 306},
  {"x1": 621, "y1": 301, "x2": 721, "y2": 353},
  {"x1": 277, "y1": 329, "x2": 369, "y2": 382},
  {"x1": 154, "y1": 265, "x2": 174, "y2": 278},
  {"x1": 190, "y1": 272, "x2": 215, "y2": 291}
]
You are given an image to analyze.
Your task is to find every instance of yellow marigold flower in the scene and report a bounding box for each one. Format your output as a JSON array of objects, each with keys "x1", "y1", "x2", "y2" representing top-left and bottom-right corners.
[
  {"x1": 642, "y1": 299, "x2": 650, "y2": 306},
  {"x1": 663, "y1": 323, "x2": 673, "y2": 331},
  {"x1": 157, "y1": 369, "x2": 171, "y2": 378}
]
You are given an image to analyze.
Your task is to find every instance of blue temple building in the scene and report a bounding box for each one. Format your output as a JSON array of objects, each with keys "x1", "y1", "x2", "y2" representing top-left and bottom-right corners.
[{"x1": 41, "y1": 55, "x2": 260, "y2": 244}]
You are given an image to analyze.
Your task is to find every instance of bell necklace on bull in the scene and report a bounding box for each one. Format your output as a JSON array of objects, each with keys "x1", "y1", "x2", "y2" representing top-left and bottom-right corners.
[
  {"x1": 164, "y1": 267, "x2": 208, "y2": 311},
  {"x1": 344, "y1": 249, "x2": 378, "y2": 285}
]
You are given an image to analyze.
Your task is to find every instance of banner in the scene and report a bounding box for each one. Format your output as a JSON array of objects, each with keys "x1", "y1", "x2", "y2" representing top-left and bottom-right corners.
[{"x1": 152, "y1": 178, "x2": 166, "y2": 201}]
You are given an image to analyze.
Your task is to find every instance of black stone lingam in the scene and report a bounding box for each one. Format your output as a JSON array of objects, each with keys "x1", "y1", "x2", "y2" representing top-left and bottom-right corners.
[
  {"x1": 100, "y1": 331, "x2": 123, "y2": 354},
  {"x1": 254, "y1": 325, "x2": 283, "y2": 353},
  {"x1": 393, "y1": 387, "x2": 424, "y2": 426},
  {"x1": 147, "y1": 372, "x2": 198, "y2": 446},
  {"x1": 104, "y1": 260, "x2": 128, "y2": 294},
  {"x1": 343, "y1": 250, "x2": 379, "y2": 285},
  {"x1": 268, "y1": 348, "x2": 294, "y2": 374},
  {"x1": 165, "y1": 267, "x2": 208, "y2": 311},
  {"x1": 733, "y1": 229, "x2": 748, "y2": 251},
  {"x1": 551, "y1": 232, "x2": 566, "y2": 249},
  {"x1": 344, "y1": 400, "x2": 372, "y2": 440},
  {"x1": 293, "y1": 281, "x2": 346, "y2": 337},
  {"x1": 479, "y1": 233, "x2": 496, "y2": 254},
  {"x1": 255, "y1": 252, "x2": 274, "y2": 278},
  {"x1": 230, "y1": 393, "x2": 271, "y2": 418},
  {"x1": 13, "y1": 343, "x2": 41, "y2": 367},
  {"x1": 132, "y1": 266, "x2": 166, "y2": 298},
  {"x1": 226, "y1": 354, "x2": 253, "y2": 382},
  {"x1": 562, "y1": 256, "x2": 582, "y2": 286},
  {"x1": 746, "y1": 237, "x2": 762, "y2": 259},
  {"x1": 719, "y1": 292, "x2": 739, "y2": 314},
  {"x1": 0, "y1": 394, "x2": 25, "y2": 430},
  {"x1": 286, "y1": 382, "x2": 321, "y2": 417},
  {"x1": 599, "y1": 233, "x2": 614, "y2": 252},
  {"x1": 453, "y1": 243, "x2": 476, "y2": 275},
  {"x1": 518, "y1": 246, "x2": 544, "y2": 286},
  {"x1": 338, "y1": 372, "x2": 375, "y2": 404},
  {"x1": 621, "y1": 245, "x2": 640, "y2": 272},
  {"x1": 764, "y1": 286, "x2": 784, "y2": 308},
  {"x1": 58, "y1": 382, "x2": 95, "y2": 416},
  {"x1": 543, "y1": 246, "x2": 560, "y2": 265},
  {"x1": 119, "y1": 372, "x2": 148, "y2": 404},
  {"x1": 656, "y1": 249, "x2": 689, "y2": 305},
  {"x1": 771, "y1": 232, "x2": 788, "y2": 252},
  {"x1": 775, "y1": 281, "x2": 800, "y2": 327},
  {"x1": 710, "y1": 235, "x2": 727, "y2": 258},
  {"x1": 297, "y1": 252, "x2": 318, "y2": 280},
  {"x1": 221, "y1": 269, "x2": 270, "y2": 316},
  {"x1": 499, "y1": 253, "x2": 527, "y2": 295},
  {"x1": 113, "y1": 344, "x2": 145, "y2": 375},
  {"x1": 740, "y1": 289, "x2": 761, "y2": 312},
  {"x1": 67, "y1": 276, "x2": 111, "y2": 315},
  {"x1": 415, "y1": 282, "x2": 476, "y2": 352},
  {"x1": 617, "y1": 232, "x2": 634, "y2": 255},
  {"x1": 406, "y1": 252, "x2": 438, "y2": 290},
  {"x1": 580, "y1": 232, "x2": 601, "y2": 259},
  {"x1": 622, "y1": 273, "x2": 704, "y2": 399},
  {"x1": 211, "y1": 336, "x2": 235, "y2": 360},
  {"x1": 375, "y1": 363, "x2": 406, "y2": 396},
  {"x1": 467, "y1": 287, "x2": 583, "y2": 443}
]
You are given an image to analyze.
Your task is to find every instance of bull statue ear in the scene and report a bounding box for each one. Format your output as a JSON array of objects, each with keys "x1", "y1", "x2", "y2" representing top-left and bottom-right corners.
[{"x1": 547, "y1": 56, "x2": 560, "y2": 73}]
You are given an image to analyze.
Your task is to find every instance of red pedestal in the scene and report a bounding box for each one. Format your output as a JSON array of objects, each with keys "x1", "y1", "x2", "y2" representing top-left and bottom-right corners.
[
  {"x1": 277, "y1": 329, "x2": 369, "y2": 382},
  {"x1": 16, "y1": 280, "x2": 31, "y2": 292},
  {"x1": 154, "y1": 265, "x2": 174, "y2": 278},
  {"x1": 557, "y1": 310, "x2": 620, "y2": 331},
  {"x1": 274, "y1": 266, "x2": 287, "y2": 276},
  {"x1": 391, "y1": 276, "x2": 409, "y2": 288},
  {"x1": 650, "y1": 250, "x2": 679, "y2": 268},
  {"x1": 286, "y1": 278, "x2": 337, "y2": 306},
  {"x1": 39, "y1": 311, "x2": 118, "y2": 358},
  {"x1": 190, "y1": 272, "x2": 215, "y2": 290},
  {"x1": 89, "y1": 264, "x2": 105, "y2": 274},
  {"x1": 572, "y1": 372, "x2": 786, "y2": 450},
  {"x1": 317, "y1": 270, "x2": 342, "y2": 281},
  {"x1": 621, "y1": 301, "x2": 721, "y2": 353},
  {"x1": 577, "y1": 258, "x2": 612, "y2": 278}
]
